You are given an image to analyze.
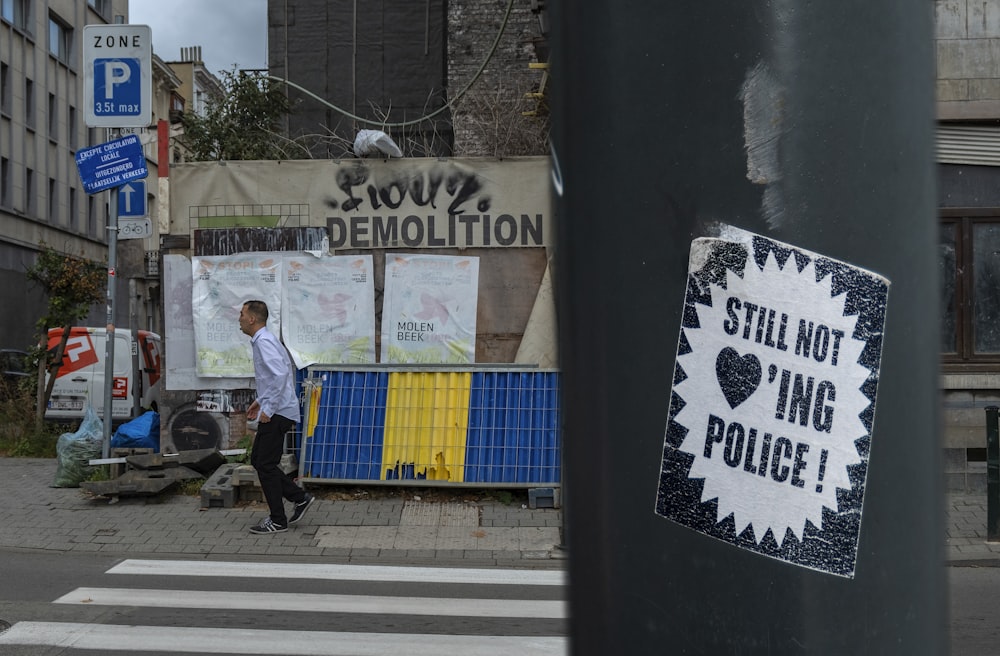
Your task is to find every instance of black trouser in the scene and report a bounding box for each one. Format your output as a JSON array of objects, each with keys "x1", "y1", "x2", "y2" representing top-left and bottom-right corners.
[{"x1": 250, "y1": 414, "x2": 304, "y2": 526}]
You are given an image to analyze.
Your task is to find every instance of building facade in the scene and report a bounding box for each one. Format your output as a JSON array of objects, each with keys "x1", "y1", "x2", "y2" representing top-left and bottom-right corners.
[
  {"x1": 1, "y1": 0, "x2": 120, "y2": 349},
  {"x1": 162, "y1": 45, "x2": 222, "y2": 124},
  {"x1": 936, "y1": 0, "x2": 1000, "y2": 491},
  {"x1": 0, "y1": 0, "x2": 182, "y2": 352}
]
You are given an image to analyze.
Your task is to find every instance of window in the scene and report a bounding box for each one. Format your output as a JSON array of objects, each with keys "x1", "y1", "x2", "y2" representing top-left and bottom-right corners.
[
  {"x1": 1, "y1": 0, "x2": 29, "y2": 31},
  {"x1": 941, "y1": 213, "x2": 1000, "y2": 366},
  {"x1": 48, "y1": 15, "x2": 72, "y2": 65},
  {"x1": 48, "y1": 93, "x2": 57, "y2": 141},
  {"x1": 48, "y1": 178, "x2": 57, "y2": 222},
  {"x1": 24, "y1": 168, "x2": 34, "y2": 215},
  {"x1": 68, "y1": 105, "x2": 76, "y2": 149},
  {"x1": 0, "y1": 62, "x2": 9, "y2": 116},
  {"x1": 24, "y1": 78, "x2": 33, "y2": 130},
  {"x1": 87, "y1": 0, "x2": 110, "y2": 21},
  {"x1": 87, "y1": 196, "x2": 97, "y2": 237},
  {"x1": 0, "y1": 157, "x2": 9, "y2": 207},
  {"x1": 69, "y1": 187, "x2": 77, "y2": 230}
]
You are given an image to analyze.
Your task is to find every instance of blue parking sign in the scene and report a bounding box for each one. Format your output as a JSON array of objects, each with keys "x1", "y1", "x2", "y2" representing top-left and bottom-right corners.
[
  {"x1": 94, "y1": 58, "x2": 141, "y2": 117},
  {"x1": 83, "y1": 25, "x2": 151, "y2": 128}
]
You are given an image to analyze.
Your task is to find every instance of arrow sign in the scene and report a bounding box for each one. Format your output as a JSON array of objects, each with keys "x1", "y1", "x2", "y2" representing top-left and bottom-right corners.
[
  {"x1": 75, "y1": 134, "x2": 148, "y2": 195},
  {"x1": 118, "y1": 180, "x2": 146, "y2": 218}
]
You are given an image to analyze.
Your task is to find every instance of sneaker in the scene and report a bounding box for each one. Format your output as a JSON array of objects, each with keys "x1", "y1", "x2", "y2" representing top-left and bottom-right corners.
[
  {"x1": 249, "y1": 518, "x2": 287, "y2": 534},
  {"x1": 289, "y1": 494, "x2": 315, "y2": 525}
]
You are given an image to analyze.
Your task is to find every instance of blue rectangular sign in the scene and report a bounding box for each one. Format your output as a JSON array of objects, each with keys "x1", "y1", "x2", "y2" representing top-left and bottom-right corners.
[
  {"x1": 75, "y1": 134, "x2": 148, "y2": 195},
  {"x1": 117, "y1": 180, "x2": 146, "y2": 217},
  {"x1": 93, "y1": 58, "x2": 142, "y2": 118}
]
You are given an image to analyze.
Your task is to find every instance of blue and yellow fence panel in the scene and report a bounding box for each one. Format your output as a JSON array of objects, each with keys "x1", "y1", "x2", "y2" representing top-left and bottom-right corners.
[{"x1": 298, "y1": 365, "x2": 561, "y2": 487}]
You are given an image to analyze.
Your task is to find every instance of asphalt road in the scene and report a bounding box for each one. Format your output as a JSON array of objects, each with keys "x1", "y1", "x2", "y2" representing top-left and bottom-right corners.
[
  {"x1": 3, "y1": 548, "x2": 995, "y2": 655},
  {"x1": 949, "y1": 564, "x2": 1000, "y2": 656},
  {"x1": 0, "y1": 550, "x2": 567, "y2": 655}
]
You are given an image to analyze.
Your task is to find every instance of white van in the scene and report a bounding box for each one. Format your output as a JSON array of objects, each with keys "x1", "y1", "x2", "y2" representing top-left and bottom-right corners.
[{"x1": 45, "y1": 327, "x2": 162, "y2": 422}]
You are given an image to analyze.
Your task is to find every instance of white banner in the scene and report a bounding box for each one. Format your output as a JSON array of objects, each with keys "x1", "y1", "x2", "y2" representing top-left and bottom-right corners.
[
  {"x1": 169, "y1": 157, "x2": 553, "y2": 249},
  {"x1": 281, "y1": 255, "x2": 377, "y2": 368},
  {"x1": 163, "y1": 254, "x2": 251, "y2": 390},
  {"x1": 380, "y1": 253, "x2": 480, "y2": 364},
  {"x1": 192, "y1": 254, "x2": 282, "y2": 377}
]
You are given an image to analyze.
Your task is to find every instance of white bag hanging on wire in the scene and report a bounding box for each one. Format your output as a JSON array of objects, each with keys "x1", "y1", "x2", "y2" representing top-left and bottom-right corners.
[{"x1": 353, "y1": 130, "x2": 403, "y2": 158}]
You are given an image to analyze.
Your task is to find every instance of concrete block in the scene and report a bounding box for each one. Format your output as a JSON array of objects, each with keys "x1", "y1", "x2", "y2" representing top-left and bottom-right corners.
[
  {"x1": 240, "y1": 487, "x2": 264, "y2": 502},
  {"x1": 232, "y1": 465, "x2": 259, "y2": 486},
  {"x1": 229, "y1": 464, "x2": 266, "y2": 501},
  {"x1": 279, "y1": 454, "x2": 297, "y2": 475},
  {"x1": 200, "y1": 464, "x2": 238, "y2": 508},
  {"x1": 110, "y1": 448, "x2": 154, "y2": 478},
  {"x1": 528, "y1": 487, "x2": 560, "y2": 509}
]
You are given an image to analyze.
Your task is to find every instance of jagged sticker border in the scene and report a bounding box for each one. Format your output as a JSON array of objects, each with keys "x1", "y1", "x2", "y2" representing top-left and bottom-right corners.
[{"x1": 654, "y1": 232, "x2": 888, "y2": 578}]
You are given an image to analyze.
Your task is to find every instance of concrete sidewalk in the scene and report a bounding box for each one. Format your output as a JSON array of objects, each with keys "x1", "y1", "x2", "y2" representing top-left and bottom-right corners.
[
  {"x1": 0, "y1": 458, "x2": 564, "y2": 566},
  {"x1": 2, "y1": 457, "x2": 995, "y2": 567},
  {"x1": 946, "y1": 493, "x2": 1000, "y2": 565}
]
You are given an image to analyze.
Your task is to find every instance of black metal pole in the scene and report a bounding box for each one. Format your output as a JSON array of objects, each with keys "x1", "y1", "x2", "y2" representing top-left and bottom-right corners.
[
  {"x1": 987, "y1": 406, "x2": 999, "y2": 541},
  {"x1": 551, "y1": 1, "x2": 943, "y2": 653}
]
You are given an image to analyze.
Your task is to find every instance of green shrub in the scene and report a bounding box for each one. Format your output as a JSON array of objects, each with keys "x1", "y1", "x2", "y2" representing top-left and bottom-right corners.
[
  {"x1": 229, "y1": 435, "x2": 253, "y2": 463},
  {"x1": 0, "y1": 386, "x2": 68, "y2": 458},
  {"x1": 178, "y1": 477, "x2": 206, "y2": 496},
  {"x1": 84, "y1": 465, "x2": 113, "y2": 482}
]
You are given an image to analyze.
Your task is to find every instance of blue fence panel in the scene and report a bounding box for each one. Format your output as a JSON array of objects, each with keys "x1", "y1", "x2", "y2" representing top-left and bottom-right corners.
[{"x1": 305, "y1": 367, "x2": 559, "y2": 486}]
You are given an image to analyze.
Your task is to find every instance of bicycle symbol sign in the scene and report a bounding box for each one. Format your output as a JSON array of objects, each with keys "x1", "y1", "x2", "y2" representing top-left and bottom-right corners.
[{"x1": 118, "y1": 217, "x2": 152, "y2": 240}]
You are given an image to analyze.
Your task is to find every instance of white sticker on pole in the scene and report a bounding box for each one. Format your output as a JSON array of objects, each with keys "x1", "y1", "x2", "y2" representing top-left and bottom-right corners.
[{"x1": 654, "y1": 228, "x2": 889, "y2": 578}]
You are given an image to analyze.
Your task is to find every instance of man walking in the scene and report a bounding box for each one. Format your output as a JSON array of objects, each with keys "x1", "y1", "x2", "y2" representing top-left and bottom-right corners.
[{"x1": 239, "y1": 300, "x2": 314, "y2": 534}]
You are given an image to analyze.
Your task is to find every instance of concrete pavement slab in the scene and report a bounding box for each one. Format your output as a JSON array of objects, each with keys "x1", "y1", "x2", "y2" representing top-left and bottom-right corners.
[
  {"x1": 0, "y1": 457, "x2": 565, "y2": 564},
  {"x1": 8, "y1": 457, "x2": 998, "y2": 566}
]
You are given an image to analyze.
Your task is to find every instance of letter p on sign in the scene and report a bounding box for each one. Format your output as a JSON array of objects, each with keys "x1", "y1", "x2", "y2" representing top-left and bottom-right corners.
[{"x1": 101, "y1": 61, "x2": 133, "y2": 99}]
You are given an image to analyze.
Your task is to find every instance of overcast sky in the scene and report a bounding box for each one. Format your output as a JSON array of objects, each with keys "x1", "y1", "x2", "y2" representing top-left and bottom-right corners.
[{"x1": 128, "y1": 0, "x2": 268, "y2": 76}]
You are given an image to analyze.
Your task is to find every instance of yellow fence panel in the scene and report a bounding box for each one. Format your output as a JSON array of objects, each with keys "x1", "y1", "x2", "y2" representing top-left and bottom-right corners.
[{"x1": 381, "y1": 371, "x2": 471, "y2": 482}]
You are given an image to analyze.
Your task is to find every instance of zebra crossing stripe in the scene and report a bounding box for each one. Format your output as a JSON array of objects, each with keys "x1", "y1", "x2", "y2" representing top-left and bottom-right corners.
[
  {"x1": 107, "y1": 559, "x2": 566, "y2": 586},
  {"x1": 56, "y1": 587, "x2": 567, "y2": 618},
  {"x1": 0, "y1": 622, "x2": 567, "y2": 655}
]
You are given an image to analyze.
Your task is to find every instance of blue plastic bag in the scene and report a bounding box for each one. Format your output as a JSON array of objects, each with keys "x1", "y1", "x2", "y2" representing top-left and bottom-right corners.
[{"x1": 111, "y1": 410, "x2": 160, "y2": 452}]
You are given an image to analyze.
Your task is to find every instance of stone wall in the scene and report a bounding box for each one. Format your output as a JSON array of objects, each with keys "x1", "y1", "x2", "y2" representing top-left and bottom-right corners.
[
  {"x1": 941, "y1": 382, "x2": 999, "y2": 493},
  {"x1": 936, "y1": 0, "x2": 1000, "y2": 119}
]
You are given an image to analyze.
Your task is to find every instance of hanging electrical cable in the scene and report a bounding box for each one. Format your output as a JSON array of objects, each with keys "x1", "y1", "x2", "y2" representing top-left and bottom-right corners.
[{"x1": 264, "y1": 0, "x2": 516, "y2": 129}]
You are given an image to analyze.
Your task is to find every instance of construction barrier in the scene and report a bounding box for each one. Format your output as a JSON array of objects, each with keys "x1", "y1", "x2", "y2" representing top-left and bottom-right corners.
[{"x1": 297, "y1": 365, "x2": 561, "y2": 487}]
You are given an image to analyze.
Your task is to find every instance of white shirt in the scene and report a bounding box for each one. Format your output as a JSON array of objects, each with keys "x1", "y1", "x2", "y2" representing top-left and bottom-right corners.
[{"x1": 250, "y1": 326, "x2": 300, "y2": 423}]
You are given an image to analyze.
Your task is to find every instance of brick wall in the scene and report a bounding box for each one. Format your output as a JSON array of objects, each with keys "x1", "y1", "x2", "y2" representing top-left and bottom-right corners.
[{"x1": 448, "y1": 0, "x2": 547, "y2": 155}]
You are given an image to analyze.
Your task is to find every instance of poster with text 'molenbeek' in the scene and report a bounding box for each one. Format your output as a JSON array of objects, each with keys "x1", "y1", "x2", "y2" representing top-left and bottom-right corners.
[
  {"x1": 655, "y1": 229, "x2": 889, "y2": 578},
  {"x1": 381, "y1": 253, "x2": 480, "y2": 364},
  {"x1": 281, "y1": 255, "x2": 376, "y2": 369},
  {"x1": 192, "y1": 254, "x2": 282, "y2": 378}
]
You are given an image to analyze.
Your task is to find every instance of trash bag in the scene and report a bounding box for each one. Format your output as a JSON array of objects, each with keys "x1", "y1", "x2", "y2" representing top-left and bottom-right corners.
[
  {"x1": 111, "y1": 410, "x2": 160, "y2": 452},
  {"x1": 353, "y1": 129, "x2": 403, "y2": 158},
  {"x1": 52, "y1": 404, "x2": 104, "y2": 488}
]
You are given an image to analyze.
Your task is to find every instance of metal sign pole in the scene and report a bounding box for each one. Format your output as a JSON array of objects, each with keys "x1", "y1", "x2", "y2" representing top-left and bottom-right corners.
[
  {"x1": 80, "y1": 23, "x2": 151, "y2": 456},
  {"x1": 551, "y1": 0, "x2": 942, "y2": 653},
  {"x1": 102, "y1": 183, "x2": 119, "y2": 457}
]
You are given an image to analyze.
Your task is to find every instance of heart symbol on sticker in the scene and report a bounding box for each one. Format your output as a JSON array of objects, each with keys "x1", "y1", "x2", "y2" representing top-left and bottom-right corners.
[{"x1": 716, "y1": 347, "x2": 762, "y2": 409}]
